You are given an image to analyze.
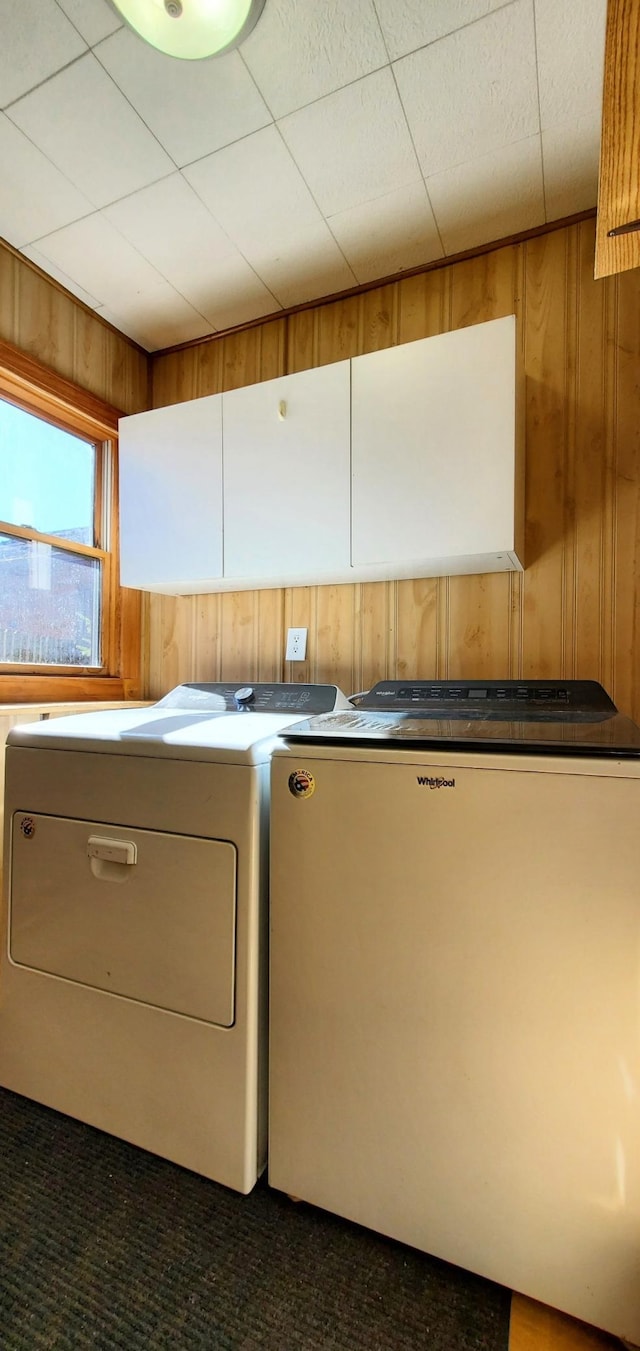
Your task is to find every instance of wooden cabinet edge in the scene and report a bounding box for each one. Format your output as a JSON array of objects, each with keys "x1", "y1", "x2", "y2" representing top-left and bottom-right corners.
[{"x1": 595, "y1": 0, "x2": 640, "y2": 279}]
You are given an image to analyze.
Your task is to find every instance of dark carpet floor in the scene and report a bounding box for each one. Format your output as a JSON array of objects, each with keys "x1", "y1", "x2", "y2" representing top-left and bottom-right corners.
[{"x1": 0, "y1": 1087, "x2": 511, "y2": 1351}]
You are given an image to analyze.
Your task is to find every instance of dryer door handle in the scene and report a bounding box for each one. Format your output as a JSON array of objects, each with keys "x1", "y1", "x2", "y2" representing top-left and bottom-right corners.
[{"x1": 87, "y1": 836, "x2": 137, "y2": 866}]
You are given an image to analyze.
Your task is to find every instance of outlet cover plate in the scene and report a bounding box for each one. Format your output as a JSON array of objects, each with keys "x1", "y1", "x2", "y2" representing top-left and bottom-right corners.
[{"x1": 286, "y1": 627, "x2": 307, "y2": 661}]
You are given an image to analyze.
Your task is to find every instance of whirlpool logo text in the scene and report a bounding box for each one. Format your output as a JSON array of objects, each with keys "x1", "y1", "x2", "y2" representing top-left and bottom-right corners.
[{"x1": 416, "y1": 776, "x2": 456, "y2": 789}]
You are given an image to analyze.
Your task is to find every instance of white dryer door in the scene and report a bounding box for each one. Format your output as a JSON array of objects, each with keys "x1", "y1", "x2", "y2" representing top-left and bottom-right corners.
[{"x1": 9, "y1": 813, "x2": 237, "y2": 1027}]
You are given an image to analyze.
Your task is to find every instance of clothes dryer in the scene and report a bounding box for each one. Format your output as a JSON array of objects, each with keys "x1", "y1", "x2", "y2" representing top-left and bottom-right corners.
[
  {"x1": 0, "y1": 681, "x2": 348, "y2": 1192},
  {"x1": 269, "y1": 680, "x2": 640, "y2": 1344}
]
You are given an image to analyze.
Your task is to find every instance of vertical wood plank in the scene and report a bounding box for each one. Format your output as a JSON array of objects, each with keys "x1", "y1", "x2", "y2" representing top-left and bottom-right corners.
[
  {"x1": 146, "y1": 594, "x2": 195, "y2": 697},
  {"x1": 193, "y1": 593, "x2": 222, "y2": 683},
  {"x1": 219, "y1": 590, "x2": 258, "y2": 681},
  {"x1": 396, "y1": 579, "x2": 439, "y2": 679},
  {"x1": 572, "y1": 221, "x2": 610, "y2": 684},
  {"x1": 612, "y1": 257, "x2": 640, "y2": 719},
  {"x1": 0, "y1": 248, "x2": 17, "y2": 346},
  {"x1": 283, "y1": 586, "x2": 316, "y2": 685},
  {"x1": 521, "y1": 229, "x2": 569, "y2": 677},
  {"x1": 397, "y1": 267, "x2": 449, "y2": 344},
  {"x1": 357, "y1": 581, "x2": 395, "y2": 694},
  {"x1": 315, "y1": 584, "x2": 357, "y2": 693},
  {"x1": 15, "y1": 264, "x2": 76, "y2": 381}
]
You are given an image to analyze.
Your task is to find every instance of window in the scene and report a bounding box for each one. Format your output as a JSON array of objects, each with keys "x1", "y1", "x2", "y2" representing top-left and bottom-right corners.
[{"x1": 0, "y1": 338, "x2": 142, "y2": 703}]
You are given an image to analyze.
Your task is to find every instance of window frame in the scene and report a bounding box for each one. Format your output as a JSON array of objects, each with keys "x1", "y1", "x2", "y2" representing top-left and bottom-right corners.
[{"x1": 0, "y1": 338, "x2": 142, "y2": 705}]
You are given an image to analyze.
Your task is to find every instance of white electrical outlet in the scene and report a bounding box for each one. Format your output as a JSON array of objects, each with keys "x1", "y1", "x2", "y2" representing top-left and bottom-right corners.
[{"x1": 285, "y1": 627, "x2": 307, "y2": 661}]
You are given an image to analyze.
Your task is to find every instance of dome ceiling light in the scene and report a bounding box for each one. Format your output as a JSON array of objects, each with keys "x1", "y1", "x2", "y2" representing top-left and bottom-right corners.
[{"x1": 109, "y1": 0, "x2": 266, "y2": 60}]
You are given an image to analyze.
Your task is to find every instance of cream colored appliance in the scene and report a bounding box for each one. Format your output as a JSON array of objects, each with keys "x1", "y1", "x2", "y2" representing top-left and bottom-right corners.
[
  {"x1": 269, "y1": 680, "x2": 640, "y2": 1345},
  {"x1": 0, "y1": 681, "x2": 348, "y2": 1193}
]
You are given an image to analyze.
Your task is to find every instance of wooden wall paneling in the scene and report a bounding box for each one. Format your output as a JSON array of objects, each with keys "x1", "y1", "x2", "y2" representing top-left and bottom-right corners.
[
  {"x1": 73, "y1": 304, "x2": 147, "y2": 415},
  {"x1": 153, "y1": 348, "x2": 203, "y2": 408},
  {"x1": 356, "y1": 581, "x2": 396, "y2": 695},
  {"x1": 395, "y1": 578, "x2": 440, "y2": 680},
  {"x1": 192, "y1": 593, "x2": 222, "y2": 684},
  {"x1": 446, "y1": 245, "x2": 522, "y2": 679},
  {"x1": 15, "y1": 261, "x2": 77, "y2": 382},
  {"x1": 357, "y1": 283, "x2": 398, "y2": 355},
  {"x1": 218, "y1": 590, "x2": 260, "y2": 683},
  {"x1": 397, "y1": 265, "x2": 450, "y2": 344},
  {"x1": 193, "y1": 339, "x2": 223, "y2": 399},
  {"x1": 222, "y1": 325, "x2": 265, "y2": 393},
  {"x1": 521, "y1": 228, "x2": 571, "y2": 677},
  {"x1": 146, "y1": 593, "x2": 195, "y2": 698},
  {"x1": 316, "y1": 295, "x2": 361, "y2": 367},
  {"x1": 0, "y1": 247, "x2": 17, "y2": 345},
  {"x1": 612, "y1": 259, "x2": 640, "y2": 721},
  {"x1": 315, "y1": 583, "x2": 358, "y2": 694},
  {"x1": 257, "y1": 317, "x2": 287, "y2": 383},
  {"x1": 286, "y1": 308, "x2": 318, "y2": 374},
  {"x1": 572, "y1": 222, "x2": 612, "y2": 687},
  {"x1": 446, "y1": 573, "x2": 513, "y2": 679},
  {"x1": 0, "y1": 243, "x2": 147, "y2": 415},
  {"x1": 448, "y1": 242, "x2": 519, "y2": 331},
  {"x1": 255, "y1": 589, "x2": 284, "y2": 682},
  {"x1": 283, "y1": 585, "x2": 316, "y2": 685}
]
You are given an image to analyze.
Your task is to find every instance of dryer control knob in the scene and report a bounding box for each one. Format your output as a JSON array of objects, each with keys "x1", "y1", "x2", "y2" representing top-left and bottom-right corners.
[{"x1": 234, "y1": 686, "x2": 255, "y2": 709}]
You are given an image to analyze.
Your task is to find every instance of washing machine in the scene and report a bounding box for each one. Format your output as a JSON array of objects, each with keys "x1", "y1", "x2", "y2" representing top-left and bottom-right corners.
[
  {"x1": 269, "y1": 679, "x2": 640, "y2": 1344},
  {"x1": 0, "y1": 680, "x2": 348, "y2": 1193}
]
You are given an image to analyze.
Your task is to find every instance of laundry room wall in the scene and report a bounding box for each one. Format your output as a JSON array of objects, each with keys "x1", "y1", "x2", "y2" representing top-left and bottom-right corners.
[
  {"x1": 147, "y1": 216, "x2": 640, "y2": 721},
  {"x1": 0, "y1": 239, "x2": 148, "y2": 414}
]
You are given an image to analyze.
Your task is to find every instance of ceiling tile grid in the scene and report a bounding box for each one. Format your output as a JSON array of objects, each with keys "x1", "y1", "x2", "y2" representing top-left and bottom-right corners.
[{"x1": 0, "y1": 0, "x2": 607, "y2": 351}]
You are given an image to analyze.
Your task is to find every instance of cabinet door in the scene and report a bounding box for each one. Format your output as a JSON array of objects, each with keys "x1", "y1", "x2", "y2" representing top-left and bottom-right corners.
[
  {"x1": 222, "y1": 362, "x2": 351, "y2": 583},
  {"x1": 119, "y1": 394, "x2": 222, "y2": 593},
  {"x1": 351, "y1": 316, "x2": 516, "y2": 569}
]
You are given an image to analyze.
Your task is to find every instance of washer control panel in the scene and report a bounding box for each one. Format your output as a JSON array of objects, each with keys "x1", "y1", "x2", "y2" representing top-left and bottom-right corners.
[{"x1": 357, "y1": 680, "x2": 616, "y2": 715}]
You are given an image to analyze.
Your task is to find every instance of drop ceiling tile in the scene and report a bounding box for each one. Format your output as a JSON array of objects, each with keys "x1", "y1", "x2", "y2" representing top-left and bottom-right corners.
[
  {"x1": 535, "y1": 0, "x2": 607, "y2": 129},
  {"x1": 427, "y1": 135, "x2": 545, "y2": 255},
  {"x1": 104, "y1": 174, "x2": 237, "y2": 281},
  {"x1": 56, "y1": 0, "x2": 123, "y2": 46},
  {"x1": 0, "y1": 114, "x2": 93, "y2": 248},
  {"x1": 374, "y1": 0, "x2": 512, "y2": 61},
  {"x1": 0, "y1": 0, "x2": 87, "y2": 109},
  {"x1": 542, "y1": 113, "x2": 601, "y2": 221},
  {"x1": 7, "y1": 53, "x2": 173, "y2": 209},
  {"x1": 394, "y1": 0, "x2": 539, "y2": 177},
  {"x1": 21, "y1": 245, "x2": 101, "y2": 309},
  {"x1": 96, "y1": 286, "x2": 213, "y2": 352},
  {"x1": 241, "y1": 0, "x2": 388, "y2": 119},
  {"x1": 193, "y1": 257, "x2": 280, "y2": 332},
  {"x1": 244, "y1": 221, "x2": 356, "y2": 307},
  {"x1": 279, "y1": 68, "x2": 420, "y2": 217},
  {"x1": 183, "y1": 125, "x2": 321, "y2": 256},
  {"x1": 31, "y1": 213, "x2": 166, "y2": 304},
  {"x1": 96, "y1": 27, "x2": 272, "y2": 168},
  {"x1": 327, "y1": 181, "x2": 443, "y2": 283}
]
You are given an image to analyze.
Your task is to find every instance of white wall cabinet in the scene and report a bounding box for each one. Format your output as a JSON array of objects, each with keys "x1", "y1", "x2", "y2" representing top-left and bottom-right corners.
[
  {"x1": 222, "y1": 362, "x2": 351, "y2": 585},
  {"x1": 351, "y1": 315, "x2": 522, "y2": 580},
  {"x1": 119, "y1": 394, "x2": 222, "y2": 593},
  {"x1": 118, "y1": 315, "x2": 522, "y2": 594}
]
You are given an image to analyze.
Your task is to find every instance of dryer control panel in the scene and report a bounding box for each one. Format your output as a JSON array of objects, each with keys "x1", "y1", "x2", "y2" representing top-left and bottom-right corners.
[{"x1": 156, "y1": 682, "x2": 347, "y2": 714}]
